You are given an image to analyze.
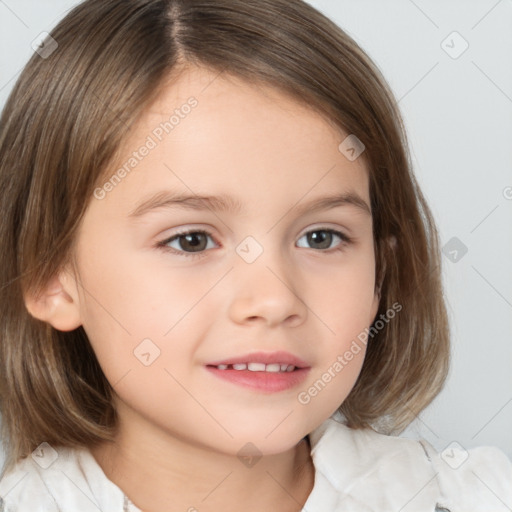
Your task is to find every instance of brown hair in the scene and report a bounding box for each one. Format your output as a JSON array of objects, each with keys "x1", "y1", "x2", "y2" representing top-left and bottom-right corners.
[{"x1": 0, "y1": 0, "x2": 449, "y2": 475}]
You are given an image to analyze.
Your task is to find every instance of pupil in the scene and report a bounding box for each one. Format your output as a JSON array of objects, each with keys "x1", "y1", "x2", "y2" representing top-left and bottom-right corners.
[
  {"x1": 309, "y1": 230, "x2": 331, "y2": 249},
  {"x1": 182, "y1": 233, "x2": 206, "y2": 251}
]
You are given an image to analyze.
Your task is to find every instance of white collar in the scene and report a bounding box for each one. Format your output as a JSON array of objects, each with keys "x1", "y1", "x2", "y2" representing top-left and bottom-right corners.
[{"x1": 302, "y1": 414, "x2": 441, "y2": 511}]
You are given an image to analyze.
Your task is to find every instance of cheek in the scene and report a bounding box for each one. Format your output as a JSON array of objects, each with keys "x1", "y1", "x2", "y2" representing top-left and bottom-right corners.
[
  {"x1": 296, "y1": 253, "x2": 375, "y2": 404},
  {"x1": 76, "y1": 237, "x2": 191, "y2": 334},
  {"x1": 304, "y1": 250, "x2": 377, "y2": 333},
  {"x1": 75, "y1": 244, "x2": 212, "y2": 383}
]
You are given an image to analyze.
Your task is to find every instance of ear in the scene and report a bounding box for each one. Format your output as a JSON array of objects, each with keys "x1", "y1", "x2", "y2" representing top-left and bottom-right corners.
[
  {"x1": 370, "y1": 288, "x2": 380, "y2": 324},
  {"x1": 370, "y1": 235, "x2": 396, "y2": 322},
  {"x1": 24, "y1": 266, "x2": 82, "y2": 332}
]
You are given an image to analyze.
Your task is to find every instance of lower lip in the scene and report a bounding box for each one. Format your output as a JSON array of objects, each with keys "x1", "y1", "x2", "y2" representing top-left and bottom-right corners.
[{"x1": 205, "y1": 366, "x2": 310, "y2": 393}]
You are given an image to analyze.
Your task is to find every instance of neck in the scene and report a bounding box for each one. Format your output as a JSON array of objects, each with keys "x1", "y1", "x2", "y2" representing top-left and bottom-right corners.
[{"x1": 90, "y1": 404, "x2": 315, "y2": 512}]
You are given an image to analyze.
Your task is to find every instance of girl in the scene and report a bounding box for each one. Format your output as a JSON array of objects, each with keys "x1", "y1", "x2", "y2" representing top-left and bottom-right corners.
[{"x1": 0, "y1": 0, "x2": 510, "y2": 511}]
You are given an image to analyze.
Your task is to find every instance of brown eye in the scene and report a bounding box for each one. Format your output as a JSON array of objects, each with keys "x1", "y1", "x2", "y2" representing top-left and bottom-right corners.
[
  {"x1": 157, "y1": 229, "x2": 217, "y2": 257},
  {"x1": 174, "y1": 232, "x2": 208, "y2": 252},
  {"x1": 156, "y1": 227, "x2": 351, "y2": 259},
  {"x1": 297, "y1": 228, "x2": 350, "y2": 251}
]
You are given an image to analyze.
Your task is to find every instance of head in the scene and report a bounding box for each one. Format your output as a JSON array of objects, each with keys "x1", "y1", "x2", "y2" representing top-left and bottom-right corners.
[{"x1": 0, "y1": 0, "x2": 449, "y2": 474}]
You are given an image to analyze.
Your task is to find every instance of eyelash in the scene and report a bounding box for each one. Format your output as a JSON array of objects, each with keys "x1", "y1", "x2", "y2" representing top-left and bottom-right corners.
[{"x1": 155, "y1": 227, "x2": 352, "y2": 259}]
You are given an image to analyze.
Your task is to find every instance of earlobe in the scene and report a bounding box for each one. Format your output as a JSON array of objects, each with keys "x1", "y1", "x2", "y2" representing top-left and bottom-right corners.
[{"x1": 24, "y1": 268, "x2": 82, "y2": 332}]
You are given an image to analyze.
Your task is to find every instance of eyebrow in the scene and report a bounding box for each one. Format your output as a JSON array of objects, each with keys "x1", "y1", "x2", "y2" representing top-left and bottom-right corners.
[{"x1": 128, "y1": 189, "x2": 372, "y2": 219}]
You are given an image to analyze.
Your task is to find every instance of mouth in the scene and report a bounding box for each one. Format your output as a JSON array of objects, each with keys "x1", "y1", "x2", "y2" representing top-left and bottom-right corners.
[{"x1": 205, "y1": 354, "x2": 310, "y2": 393}]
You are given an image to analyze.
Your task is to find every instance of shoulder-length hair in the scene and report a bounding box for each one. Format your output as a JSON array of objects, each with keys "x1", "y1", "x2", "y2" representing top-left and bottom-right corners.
[{"x1": 0, "y1": 0, "x2": 449, "y2": 474}]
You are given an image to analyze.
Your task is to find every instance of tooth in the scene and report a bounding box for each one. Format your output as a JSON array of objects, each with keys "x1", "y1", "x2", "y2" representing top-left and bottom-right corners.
[
  {"x1": 227, "y1": 362, "x2": 296, "y2": 372},
  {"x1": 247, "y1": 363, "x2": 266, "y2": 372}
]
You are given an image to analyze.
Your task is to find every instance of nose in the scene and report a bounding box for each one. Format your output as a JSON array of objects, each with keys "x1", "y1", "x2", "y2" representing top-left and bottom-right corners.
[{"x1": 227, "y1": 246, "x2": 308, "y2": 328}]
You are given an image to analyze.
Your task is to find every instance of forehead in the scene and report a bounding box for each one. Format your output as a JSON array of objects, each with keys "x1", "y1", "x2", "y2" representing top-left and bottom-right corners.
[{"x1": 97, "y1": 65, "x2": 370, "y2": 216}]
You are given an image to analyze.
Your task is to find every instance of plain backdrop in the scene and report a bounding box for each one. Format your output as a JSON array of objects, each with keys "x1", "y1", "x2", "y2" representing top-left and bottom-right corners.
[{"x1": 0, "y1": 0, "x2": 511, "y2": 468}]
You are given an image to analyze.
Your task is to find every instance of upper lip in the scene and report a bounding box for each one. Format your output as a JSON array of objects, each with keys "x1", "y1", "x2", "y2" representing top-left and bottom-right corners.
[{"x1": 206, "y1": 351, "x2": 310, "y2": 369}]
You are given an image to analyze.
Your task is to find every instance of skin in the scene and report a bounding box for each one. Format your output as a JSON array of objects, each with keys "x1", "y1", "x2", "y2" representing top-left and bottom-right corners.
[{"x1": 25, "y1": 65, "x2": 379, "y2": 512}]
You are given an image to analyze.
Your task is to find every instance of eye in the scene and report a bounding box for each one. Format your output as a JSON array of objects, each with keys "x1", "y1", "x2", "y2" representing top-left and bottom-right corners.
[
  {"x1": 296, "y1": 228, "x2": 351, "y2": 252},
  {"x1": 156, "y1": 229, "x2": 217, "y2": 258},
  {"x1": 155, "y1": 227, "x2": 352, "y2": 258}
]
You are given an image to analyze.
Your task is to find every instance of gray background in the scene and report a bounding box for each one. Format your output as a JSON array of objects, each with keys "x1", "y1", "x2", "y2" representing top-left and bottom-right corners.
[{"x1": 0, "y1": 0, "x2": 511, "y2": 467}]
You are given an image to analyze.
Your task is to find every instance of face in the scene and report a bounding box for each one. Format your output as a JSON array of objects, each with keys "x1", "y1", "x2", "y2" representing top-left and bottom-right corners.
[{"x1": 61, "y1": 65, "x2": 379, "y2": 456}]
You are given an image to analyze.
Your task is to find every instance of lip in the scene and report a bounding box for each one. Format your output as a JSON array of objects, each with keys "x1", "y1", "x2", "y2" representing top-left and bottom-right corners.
[
  {"x1": 206, "y1": 350, "x2": 310, "y2": 369},
  {"x1": 205, "y1": 366, "x2": 311, "y2": 393},
  {"x1": 205, "y1": 350, "x2": 311, "y2": 393}
]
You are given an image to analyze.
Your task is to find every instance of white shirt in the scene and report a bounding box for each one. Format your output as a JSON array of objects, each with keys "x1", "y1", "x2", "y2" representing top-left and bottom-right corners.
[{"x1": 0, "y1": 414, "x2": 511, "y2": 511}]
